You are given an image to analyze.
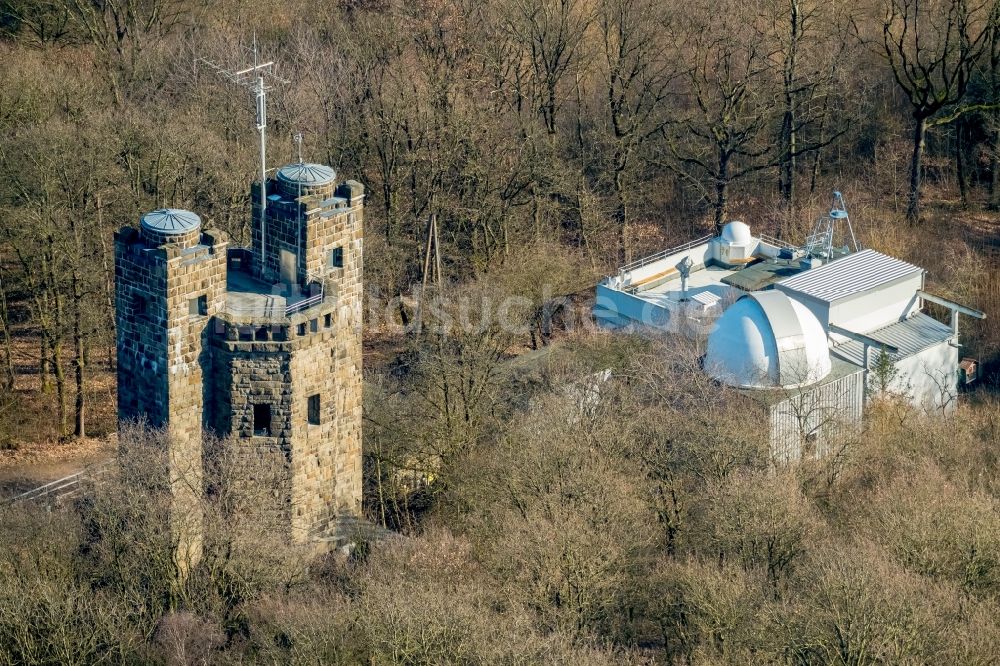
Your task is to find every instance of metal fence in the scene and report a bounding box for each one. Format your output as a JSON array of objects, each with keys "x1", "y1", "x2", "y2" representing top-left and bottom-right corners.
[
  {"x1": 286, "y1": 269, "x2": 326, "y2": 316},
  {"x1": 617, "y1": 232, "x2": 800, "y2": 278},
  {"x1": 5, "y1": 459, "x2": 112, "y2": 507},
  {"x1": 285, "y1": 292, "x2": 323, "y2": 316}
]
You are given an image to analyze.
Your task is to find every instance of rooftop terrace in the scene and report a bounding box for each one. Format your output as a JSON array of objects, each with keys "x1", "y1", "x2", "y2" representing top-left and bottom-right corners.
[
  {"x1": 594, "y1": 227, "x2": 802, "y2": 333},
  {"x1": 222, "y1": 249, "x2": 325, "y2": 321}
]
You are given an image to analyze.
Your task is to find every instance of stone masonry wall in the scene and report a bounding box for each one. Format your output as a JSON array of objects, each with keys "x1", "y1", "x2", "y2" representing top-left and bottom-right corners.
[
  {"x1": 115, "y1": 228, "x2": 170, "y2": 425},
  {"x1": 115, "y1": 225, "x2": 229, "y2": 569},
  {"x1": 117, "y1": 170, "x2": 363, "y2": 550},
  {"x1": 288, "y1": 181, "x2": 364, "y2": 532},
  {"x1": 250, "y1": 179, "x2": 337, "y2": 285},
  {"x1": 162, "y1": 229, "x2": 228, "y2": 568},
  {"x1": 205, "y1": 176, "x2": 363, "y2": 540},
  {"x1": 326, "y1": 182, "x2": 363, "y2": 519},
  {"x1": 210, "y1": 299, "x2": 347, "y2": 541}
]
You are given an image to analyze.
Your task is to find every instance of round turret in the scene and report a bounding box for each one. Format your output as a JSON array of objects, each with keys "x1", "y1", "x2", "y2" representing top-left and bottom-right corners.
[
  {"x1": 276, "y1": 162, "x2": 336, "y2": 198},
  {"x1": 140, "y1": 208, "x2": 202, "y2": 248},
  {"x1": 704, "y1": 291, "x2": 831, "y2": 389}
]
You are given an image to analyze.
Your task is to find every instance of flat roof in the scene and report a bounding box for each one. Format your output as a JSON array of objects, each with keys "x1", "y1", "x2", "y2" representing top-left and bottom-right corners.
[
  {"x1": 224, "y1": 271, "x2": 316, "y2": 320},
  {"x1": 722, "y1": 258, "x2": 804, "y2": 291},
  {"x1": 639, "y1": 265, "x2": 737, "y2": 304},
  {"x1": 777, "y1": 249, "x2": 922, "y2": 303}
]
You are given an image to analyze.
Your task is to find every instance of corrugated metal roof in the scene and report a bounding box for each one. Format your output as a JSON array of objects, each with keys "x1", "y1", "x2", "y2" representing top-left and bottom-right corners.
[
  {"x1": 832, "y1": 312, "x2": 953, "y2": 366},
  {"x1": 777, "y1": 249, "x2": 922, "y2": 303}
]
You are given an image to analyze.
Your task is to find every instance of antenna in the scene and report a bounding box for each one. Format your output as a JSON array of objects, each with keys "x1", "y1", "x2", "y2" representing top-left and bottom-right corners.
[
  {"x1": 293, "y1": 131, "x2": 304, "y2": 283},
  {"x1": 830, "y1": 191, "x2": 860, "y2": 253},
  {"x1": 293, "y1": 131, "x2": 304, "y2": 164},
  {"x1": 196, "y1": 34, "x2": 289, "y2": 276}
]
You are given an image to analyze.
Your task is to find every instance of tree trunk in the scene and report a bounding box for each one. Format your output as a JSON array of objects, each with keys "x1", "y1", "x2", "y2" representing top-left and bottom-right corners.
[
  {"x1": 906, "y1": 115, "x2": 927, "y2": 223},
  {"x1": 810, "y1": 97, "x2": 831, "y2": 194},
  {"x1": 0, "y1": 268, "x2": 13, "y2": 391},
  {"x1": 991, "y1": 121, "x2": 1000, "y2": 210},
  {"x1": 40, "y1": 335, "x2": 50, "y2": 392},
  {"x1": 72, "y1": 269, "x2": 85, "y2": 439},
  {"x1": 810, "y1": 141, "x2": 823, "y2": 195},
  {"x1": 96, "y1": 193, "x2": 116, "y2": 369},
  {"x1": 382, "y1": 176, "x2": 393, "y2": 243},
  {"x1": 53, "y1": 298, "x2": 66, "y2": 439},
  {"x1": 613, "y1": 155, "x2": 629, "y2": 264},
  {"x1": 780, "y1": 109, "x2": 796, "y2": 204},
  {"x1": 955, "y1": 122, "x2": 968, "y2": 208},
  {"x1": 780, "y1": 0, "x2": 799, "y2": 205},
  {"x1": 531, "y1": 183, "x2": 541, "y2": 240},
  {"x1": 990, "y1": 35, "x2": 1000, "y2": 209},
  {"x1": 714, "y1": 152, "x2": 731, "y2": 234}
]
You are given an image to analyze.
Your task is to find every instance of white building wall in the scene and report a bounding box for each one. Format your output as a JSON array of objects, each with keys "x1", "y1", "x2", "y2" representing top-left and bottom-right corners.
[
  {"x1": 769, "y1": 369, "x2": 865, "y2": 463},
  {"x1": 828, "y1": 274, "x2": 924, "y2": 333},
  {"x1": 880, "y1": 340, "x2": 959, "y2": 414},
  {"x1": 593, "y1": 283, "x2": 723, "y2": 335},
  {"x1": 776, "y1": 272, "x2": 923, "y2": 335},
  {"x1": 594, "y1": 283, "x2": 674, "y2": 329}
]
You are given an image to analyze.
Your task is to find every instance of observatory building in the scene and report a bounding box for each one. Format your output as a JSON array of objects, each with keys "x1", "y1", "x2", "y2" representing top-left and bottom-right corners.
[
  {"x1": 114, "y1": 161, "x2": 364, "y2": 543},
  {"x1": 595, "y1": 196, "x2": 984, "y2": 460}
]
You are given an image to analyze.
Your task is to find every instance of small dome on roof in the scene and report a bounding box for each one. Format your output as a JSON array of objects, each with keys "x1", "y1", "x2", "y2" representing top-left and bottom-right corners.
[
  {"x1": 276, "y1": 162, "x2": 336, "y2": 187},
  {"x1": 140, "y1": 208, "x2": 201, "y2": 235},
  {"x1": 721, "y1": 220, "x2": 752, "y2": 245},
  {"x1": 704, "y1": 291, "x2": 831, "y2": 389}
]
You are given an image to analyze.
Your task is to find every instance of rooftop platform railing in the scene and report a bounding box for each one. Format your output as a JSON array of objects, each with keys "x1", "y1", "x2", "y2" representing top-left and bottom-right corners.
[
  {"x1": 224, "y1": 287, "x2": 326, "y2": 319},
  {"x1": 618, "y1": 234, "x2": 714, "y2": 275},
  {"x1": 757, "y1": 234, "x2": 798, "y2": 250},
  {"x1": 223, "y1": 248, "x2": 328, "y2": 319},
  {"x1": 286, "y1": 269, "x2": 325, "y2": 316}
]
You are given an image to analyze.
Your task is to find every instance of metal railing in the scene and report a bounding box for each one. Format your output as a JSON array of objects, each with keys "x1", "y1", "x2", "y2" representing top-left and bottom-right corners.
[
  {"x1": 618, "y1": 234, "x2": 714, "y2": 275},
  {"x1": 6, "y1": 460, "x2": 111, "y2": 506},
  {"x1": 286, "y1": 291, "x2": 323, "y2": 316},
  {"x1": 757, "y1": 234, "x2": 797, "y2": 250},
  {"x1": 286, "y1": 269, "x2": 325, "y2": 316}
]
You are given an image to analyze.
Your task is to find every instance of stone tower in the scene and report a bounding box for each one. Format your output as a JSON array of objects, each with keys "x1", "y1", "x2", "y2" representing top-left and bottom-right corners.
[{"x1": 115, "y1": 162, "x2": 364, "y2": 545}]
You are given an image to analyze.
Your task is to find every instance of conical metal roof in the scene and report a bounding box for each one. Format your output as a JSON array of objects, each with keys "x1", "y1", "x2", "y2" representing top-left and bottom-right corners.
[
  {"x1": 140, "y1": 208, "x2": 201, "y2": 235},
  {"x1": 276, "y1": 162, "x2": 336, "y2": 187}
]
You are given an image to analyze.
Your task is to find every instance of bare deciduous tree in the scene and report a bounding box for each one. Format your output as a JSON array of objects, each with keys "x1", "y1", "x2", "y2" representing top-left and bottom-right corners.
[{"x1": 880, "y1": 0, "x2": 995, "y2": 221}]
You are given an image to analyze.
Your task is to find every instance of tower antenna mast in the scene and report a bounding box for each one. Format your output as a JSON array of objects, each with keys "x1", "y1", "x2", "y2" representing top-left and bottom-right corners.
[
  {"x1": 196, "y1": 34, "x2": 288, "y2": 275},
  {"x1": 294, "y1": 131, "x2": 304, "y2": 279}
]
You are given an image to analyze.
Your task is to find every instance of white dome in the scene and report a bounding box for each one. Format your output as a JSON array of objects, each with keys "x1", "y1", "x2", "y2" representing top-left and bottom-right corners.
[
  {"x1": 721, "y1": 220, "x2": 752, "y2": 245},
  {"x1": 704, "y1": 291, "x2": 831, "y2": 389}
]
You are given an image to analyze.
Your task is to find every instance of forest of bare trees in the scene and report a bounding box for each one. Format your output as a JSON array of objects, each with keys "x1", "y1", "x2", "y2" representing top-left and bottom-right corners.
[
  {"x1": 1, "y1": 337, "x2": 999, "y2": 663},
  {"x1": 0, "y1": 0, "x2": 997, "y2": 442},
  {"x1": 0, "y1": 0, "x2": 999, "y2": 662}
]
